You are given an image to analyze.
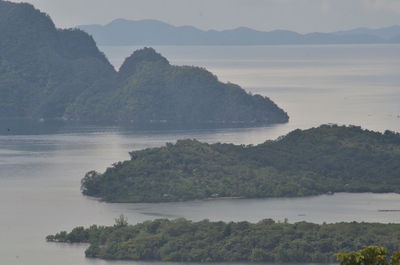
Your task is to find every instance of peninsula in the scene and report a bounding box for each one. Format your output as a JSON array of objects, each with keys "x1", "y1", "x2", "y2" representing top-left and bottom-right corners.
[
  {"x1": 81, "y1": 124, "x2": 400, "y2": 203},
  {"x1": 47, "y1": 218, "x2": 400, "y2": 262},
  {"x1": 0, "y1": 0, "x2": 288, "y2": 126}
]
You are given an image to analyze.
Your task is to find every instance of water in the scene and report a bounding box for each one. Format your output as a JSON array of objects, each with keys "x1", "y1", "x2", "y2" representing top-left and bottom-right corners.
[{"x1": 1, "y1": 44, "x2": 400, "y2": 265}]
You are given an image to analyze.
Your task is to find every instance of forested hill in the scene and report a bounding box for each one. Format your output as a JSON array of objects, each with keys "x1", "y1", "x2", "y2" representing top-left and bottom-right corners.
[
  {"x1": 47, "y1": 218, "x2": 400, "y2": 263},
  {"x1": 0, "y1": 0, "x2": 115, "y2": 119},
  {"x1": 0, "y1": 0, "x2": 288, "y2": 126},
  {"x1": 81, "y1": 125, "x2": 400, "y2": 202},
  {"x1": 65, "y1": 48, "x2": 288, "y2": 124}
]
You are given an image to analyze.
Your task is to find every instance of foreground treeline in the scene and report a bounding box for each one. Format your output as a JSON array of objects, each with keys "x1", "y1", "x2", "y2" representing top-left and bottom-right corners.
[
  {"x1": 337, "y1": 246, "x2": 400, "y2": 265},
  {"x1": 81, "y1": 125, "x2": 400, "y2": 202},
  {"x1": 47, "y1": 218, "x2": 400, "y2": 262}
]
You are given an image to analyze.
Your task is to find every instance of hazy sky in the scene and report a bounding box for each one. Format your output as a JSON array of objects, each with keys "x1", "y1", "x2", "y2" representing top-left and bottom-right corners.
[{"x1": 8, "y1": 0, "x2": 400, "y2": 33}]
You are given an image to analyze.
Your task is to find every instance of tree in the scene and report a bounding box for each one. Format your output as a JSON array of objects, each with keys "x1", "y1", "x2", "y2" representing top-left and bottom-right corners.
[
  {"x1": 114, "y1": 214, "x2": 128, "y2": 227},
  {"x1": 337, "y1": 246, "x2": 399, "y2": 265}
]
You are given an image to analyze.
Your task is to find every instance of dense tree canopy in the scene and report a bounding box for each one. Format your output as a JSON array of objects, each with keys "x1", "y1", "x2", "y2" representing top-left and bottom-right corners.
[
  {"x1": 65, "y1": 48, "x2": 288, "y2": 124},
  {"x1": 0, "y1": 1, "x2": 114, "y2": 119},
  {"x1": 337, "y1": 246, "x2": 400, "y2": 265},
  {"x1": 47, "y1": 218, "x2": 400, "y2": 263},
  {"x1": 81, "y1": 124, "x2": 400, "y2": 202},
  {"x1": 0, "y1": 0, "x2": 288, "y2": 125}
]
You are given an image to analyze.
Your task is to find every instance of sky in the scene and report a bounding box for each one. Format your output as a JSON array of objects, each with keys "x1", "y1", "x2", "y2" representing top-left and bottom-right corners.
[{"x1": 7, "y1": 0, "x2": 400, "y2": 33}]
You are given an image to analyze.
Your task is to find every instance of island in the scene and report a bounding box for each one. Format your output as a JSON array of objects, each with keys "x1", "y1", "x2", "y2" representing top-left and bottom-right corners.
[
  {"x1": 0, "y1": 0, "x2": 288, "y2": 126},
  {"x1": 47, "y1": 217, "x2": 400, "y2": 262},
  {"x1": 81, "y1": 124, "x2": 400, "y2": 203}
]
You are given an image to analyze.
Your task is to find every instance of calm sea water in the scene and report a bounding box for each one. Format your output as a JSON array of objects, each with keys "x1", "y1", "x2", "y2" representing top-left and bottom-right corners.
[{"x1": 1, "y1": 45, "x2": 400, "y2": 265}]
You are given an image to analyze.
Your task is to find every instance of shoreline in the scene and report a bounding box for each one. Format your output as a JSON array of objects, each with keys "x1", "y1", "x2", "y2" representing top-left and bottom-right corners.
[{"x1": 202, "y1": 196, "x2": 244, "y2": 201}]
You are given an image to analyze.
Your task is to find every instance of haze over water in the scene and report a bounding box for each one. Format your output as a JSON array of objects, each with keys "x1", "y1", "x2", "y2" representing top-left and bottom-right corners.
[{"x1": 1, "y1": 44, "x2": 400, "y2": 265}]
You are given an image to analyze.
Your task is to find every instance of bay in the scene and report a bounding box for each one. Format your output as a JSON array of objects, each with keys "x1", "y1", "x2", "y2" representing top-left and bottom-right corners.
[{"x1": 1, "y1": 44, "x2": 400, "y2": 265}]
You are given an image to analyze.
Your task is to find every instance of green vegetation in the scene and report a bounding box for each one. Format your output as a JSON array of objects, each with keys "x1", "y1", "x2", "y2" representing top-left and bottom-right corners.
[
  {"x1": 81, "y1": 124, "x2": 400, "y2": 202},
  {"x1": 47, "y1": 218, "x2": 400, "y2": 262},
  {"x1": 0, "y1": 0, "x2": 288, "y2": 125},
  {"x1": 65, "y1": 47, "x2": 288, "y2": 125},
  {"x1": 337, "y1": 246, "x2": 400, "y2": 265},
  {"x1": 0, "y1": 1, "x2": 114, "y2": 119}
]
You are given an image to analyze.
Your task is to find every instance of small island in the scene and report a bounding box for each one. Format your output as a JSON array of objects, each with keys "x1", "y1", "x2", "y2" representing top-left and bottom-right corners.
[
  {"x1": 0, "y1": 0, "x2": 288, "y2": 126},
  {"x1": 81, "y1": 124, "x2": 400, "y2": 203},
  {"x1": 47, "y1": 217, "x2": 400, "y2": 262}
]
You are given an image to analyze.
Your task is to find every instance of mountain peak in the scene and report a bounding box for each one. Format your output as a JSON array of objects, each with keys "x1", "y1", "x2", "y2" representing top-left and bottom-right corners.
[{"x1": 118, "y1": 47, "x2": 169, "y2": 78}]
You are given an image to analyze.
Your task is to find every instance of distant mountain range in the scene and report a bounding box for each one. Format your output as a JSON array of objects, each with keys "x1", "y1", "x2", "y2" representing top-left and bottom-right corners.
[{"x1": 78, "y1": 19, "x2": 400, "y2": 46}]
